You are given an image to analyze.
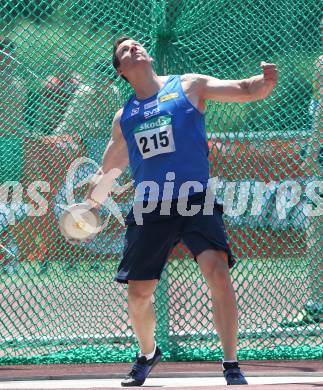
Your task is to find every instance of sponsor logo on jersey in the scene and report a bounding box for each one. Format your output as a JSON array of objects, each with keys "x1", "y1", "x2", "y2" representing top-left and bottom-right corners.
[
  {"x1": 144, "y1": 99, "x2": 158, "y2": 110},
  {"x1": 135, "y1": 115, "x2": 172, "y2": 133},
  {"x1": 144, "y1": 107, "x2": 160, "y2": 119},
  {"x1": 133, "y1": 100, "x2": 140, "y2": 106},
  {"x1": 159, "y1": 92, "x2": 179, "y2": 102},
  {"x1": 131, "y1": 107, "x2": 140, "y2": 116}
]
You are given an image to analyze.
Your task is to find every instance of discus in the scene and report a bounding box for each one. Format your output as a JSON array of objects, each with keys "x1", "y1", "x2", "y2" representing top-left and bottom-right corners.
[{"x1": 59, "y1": 203, "x2": 101, "y2": 242}]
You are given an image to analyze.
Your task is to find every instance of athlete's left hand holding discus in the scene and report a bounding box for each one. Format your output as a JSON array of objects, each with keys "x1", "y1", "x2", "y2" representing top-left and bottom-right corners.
[
  {"x1": 60, "y1": 107, "x2": 129, "y2": 246},
  {"x1": 59, "y1": 202, "x2": 102, "y2": 245}
]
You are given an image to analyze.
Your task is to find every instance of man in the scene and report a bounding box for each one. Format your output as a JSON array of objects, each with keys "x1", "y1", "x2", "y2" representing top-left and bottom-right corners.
[
  {"x1": 0, "y1": 37, "x2": 28, "y2": 274},
  {"x1": 54, "y1": 61, "x2": 120, "y2": 162},
  {"x1": 0, "y1": 36, "x2": 27, "y2": 137},
  {"x1": 26, "y1": 53, "x2": 80, "y2": 134},
  {"x1": 54, "y1": 62, "x2": 123, "y2": 271},
  {"x1": 86, "y1": 36, "x2": 278, "y2": 386},
  {"x1": 0, "y1": 37, "x2": 27, "y2": 182}
]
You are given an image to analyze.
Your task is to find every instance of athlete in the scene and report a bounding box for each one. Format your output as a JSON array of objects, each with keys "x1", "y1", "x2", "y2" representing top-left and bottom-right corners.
[{"x1": 86, "y1": 36, "x2": 278, "y2": 386}]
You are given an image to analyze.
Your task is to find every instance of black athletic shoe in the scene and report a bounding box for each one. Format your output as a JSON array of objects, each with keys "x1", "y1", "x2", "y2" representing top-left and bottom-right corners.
[
  {"x1": 121, "y1": 346, "x2": 162, "y2": 387},
  {"x1": 224, "y1": 367, "x2": 248, "y2": 385}
]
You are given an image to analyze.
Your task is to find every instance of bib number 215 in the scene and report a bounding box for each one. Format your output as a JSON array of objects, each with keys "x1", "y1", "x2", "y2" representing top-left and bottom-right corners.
[
  {"x1": 140, "y1": 130, "x2": 170, "y2": 154},
  {"x1": 134, "y1": 119, "x2": 176, "y2": 159}
]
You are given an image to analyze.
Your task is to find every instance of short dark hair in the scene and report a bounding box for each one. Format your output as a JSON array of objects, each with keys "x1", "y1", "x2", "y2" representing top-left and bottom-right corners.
[{"x1": 112, "y1": 36, "x2": 133, "y2": 82}]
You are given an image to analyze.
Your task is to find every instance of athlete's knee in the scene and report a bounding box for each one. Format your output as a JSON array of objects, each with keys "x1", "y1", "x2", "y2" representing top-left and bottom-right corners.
[
  {"x1": 128, "y1": 279, "x2": 157, "y2": 304},
  {"x1": 197, "y1": 250, "x2": 231, "y2": 290}
]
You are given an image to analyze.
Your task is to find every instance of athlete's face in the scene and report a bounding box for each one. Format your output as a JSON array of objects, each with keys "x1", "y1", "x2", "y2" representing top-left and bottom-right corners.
[{"x1": 116, "y1": 40, "x2": 152, "y2": 77}]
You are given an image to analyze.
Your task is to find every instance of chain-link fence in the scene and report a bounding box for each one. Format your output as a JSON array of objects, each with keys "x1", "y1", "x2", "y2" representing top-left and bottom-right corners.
[{"x1": 0, "y1": 0, "x2": 322, "y2": 364}]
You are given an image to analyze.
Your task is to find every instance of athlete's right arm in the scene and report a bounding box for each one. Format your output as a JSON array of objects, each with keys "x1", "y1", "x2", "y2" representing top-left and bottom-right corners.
[{"x1": 86, "y1": 108, "x2": 129, "y2": 207}]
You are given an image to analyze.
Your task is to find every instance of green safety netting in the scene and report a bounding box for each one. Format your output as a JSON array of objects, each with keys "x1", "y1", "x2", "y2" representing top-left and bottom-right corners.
[{"x1": 0, "y1": 0, "x2": 322, "y2": 364}]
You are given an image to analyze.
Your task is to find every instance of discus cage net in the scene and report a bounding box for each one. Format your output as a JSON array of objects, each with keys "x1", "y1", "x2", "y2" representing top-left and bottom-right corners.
[{"x1": 0, "y1": 0, "x2": 322, "y2": 364}]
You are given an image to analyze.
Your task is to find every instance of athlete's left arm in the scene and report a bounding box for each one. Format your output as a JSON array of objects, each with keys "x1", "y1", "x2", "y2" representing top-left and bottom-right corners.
[{"x1": 192, "y1": 62, "x2": 278, "y2": 103}]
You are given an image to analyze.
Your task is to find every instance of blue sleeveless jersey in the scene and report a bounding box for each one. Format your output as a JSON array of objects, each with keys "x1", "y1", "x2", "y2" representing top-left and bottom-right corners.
[{"x1": 120, "y1": 75, "x2": 209, "y2": 201}]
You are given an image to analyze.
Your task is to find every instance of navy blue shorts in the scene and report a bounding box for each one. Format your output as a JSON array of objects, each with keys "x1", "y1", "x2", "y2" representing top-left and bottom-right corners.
[{"x1": 115, "y1": 191, "x2": 235, "y2": 284}]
